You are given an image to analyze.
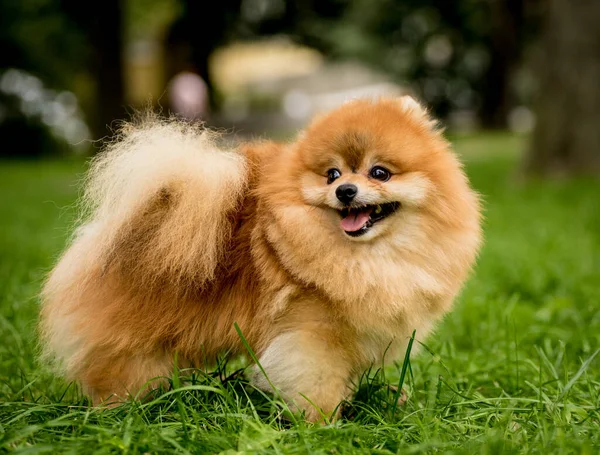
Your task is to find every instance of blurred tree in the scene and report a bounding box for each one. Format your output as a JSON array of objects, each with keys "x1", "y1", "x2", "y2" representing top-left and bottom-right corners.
[
  {"x1": 231, "y1": 0, "x2": 538, "y2": 128},
  {"x1": 0, "y1": 0, "x2": 86, "y2": 86},
  {"x1": 159, "y1": 0, "x2": 543, "y2": 127},
  {"x1": 525, "y1": 0, "x2": 600, "y2": 176},
  {"x1": 0, "y1": 0, "x2": 90, "y2": 157},
  {"x1": 312, "y1": 0, "x2": 536, "y2": 128},
  {"x1": 168, "y1": 0, "x2": 346, "y2": 107},
  {"x1": 62, "y1": 0, "x2": 126, "y2": 140},
  {"x1": 481, "y1": 0, "x2": 525, "y2": 128},
  {"x1": 0, "y1": 0, "x2": 127, "y2": 153},
  {"x1": 243, "y1": 0, "x2": 349, "y2": 54},
  {"x1": 166, "y1": 0, "x2": 243, "y2": 108}
]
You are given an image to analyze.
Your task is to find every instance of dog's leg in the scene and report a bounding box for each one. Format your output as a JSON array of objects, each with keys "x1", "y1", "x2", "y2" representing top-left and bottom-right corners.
[
  {"x1": 79, "y1": 351, "x2": 175, "y2": 405},
  {"x1": 250, "y1": 329, "x2": 354, "y2": 423}
]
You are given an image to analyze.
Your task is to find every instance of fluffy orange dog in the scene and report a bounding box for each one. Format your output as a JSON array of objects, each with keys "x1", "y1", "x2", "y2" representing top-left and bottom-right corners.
[{"x1": 40, "y1": 97, "x2": 482, "y2": 421}]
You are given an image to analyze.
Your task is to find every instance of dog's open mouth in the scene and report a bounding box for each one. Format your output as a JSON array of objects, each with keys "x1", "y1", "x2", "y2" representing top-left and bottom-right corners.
[{"x1": 338, "y1": 202, "x2": 400, "y2": 237}]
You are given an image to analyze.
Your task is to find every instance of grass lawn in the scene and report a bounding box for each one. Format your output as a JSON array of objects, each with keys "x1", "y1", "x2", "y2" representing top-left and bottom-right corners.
[{"x1": 1, "y1": 134, "x2": 599, "y2": 454}]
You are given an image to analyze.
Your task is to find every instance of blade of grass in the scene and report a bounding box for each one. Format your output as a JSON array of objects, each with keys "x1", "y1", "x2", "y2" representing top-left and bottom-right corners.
[
  {"x1": 392, "y1": 329, "x2": 416, "y2": 417},
  {"x1": 557, "y1": 348, "x2": 600, "y2": 401}
]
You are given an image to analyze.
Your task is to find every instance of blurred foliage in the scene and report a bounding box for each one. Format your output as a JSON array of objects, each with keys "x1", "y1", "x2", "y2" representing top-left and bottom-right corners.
[
  {"x1": 0, "y1": 0, "x2": 87, "y2": 87},
  {"x1": 322, "y1": 0, "x2": 511, "y2": 120},
  {"x1": 125, "y1": 0, "x2": 180, "y2": 39},
  {"x1": 0, "y1": 93, "x2": 59, "y2": 159},
  {"x1": 1, "y1": 0, "x2": 543, "y2": 156},
  {"x1": 163, "y1": 0, "x2": 542, "y2": 127},
  {"x1": 241, "y1": 0, "x2": 542, "y2": 126},
  {"x1": 0, "y1": 0, "x2": 88, "y2": 157}
]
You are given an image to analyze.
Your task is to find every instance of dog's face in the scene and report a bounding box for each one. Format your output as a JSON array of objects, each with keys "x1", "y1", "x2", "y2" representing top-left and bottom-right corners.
[
  {"x1": 296, "y1": 97, "x2": 446, "y2": 242},
  {"x1": 256, "y1": 96, "x2": 481, "y2": 315}
]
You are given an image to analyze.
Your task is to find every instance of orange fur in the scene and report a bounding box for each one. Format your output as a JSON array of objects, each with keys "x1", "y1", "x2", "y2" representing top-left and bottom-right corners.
[{"x1": 40, "y1": 97, "x2": 482, "y2": 421}]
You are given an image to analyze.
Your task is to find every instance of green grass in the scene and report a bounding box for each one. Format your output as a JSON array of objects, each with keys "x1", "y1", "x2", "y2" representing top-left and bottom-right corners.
[{"x1": 1, "y1": 134, "x2": 599, "y2": 454}]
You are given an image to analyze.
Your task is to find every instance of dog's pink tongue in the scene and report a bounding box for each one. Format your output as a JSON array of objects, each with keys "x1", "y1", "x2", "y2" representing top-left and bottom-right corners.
[{"x1": 341, "y1": 209, "x2": 372, "y2": 232}]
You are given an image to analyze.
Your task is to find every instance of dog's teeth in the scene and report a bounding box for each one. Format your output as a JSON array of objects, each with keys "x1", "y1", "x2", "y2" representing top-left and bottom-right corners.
[{"x1": 374, "y1": 205, "x2": 382, "y2": 215}]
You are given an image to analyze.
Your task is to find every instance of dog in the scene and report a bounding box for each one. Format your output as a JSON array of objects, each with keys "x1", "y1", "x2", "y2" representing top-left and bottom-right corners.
[{"x1": 40, "y1": 96, "x2": 482, "y2": 421}]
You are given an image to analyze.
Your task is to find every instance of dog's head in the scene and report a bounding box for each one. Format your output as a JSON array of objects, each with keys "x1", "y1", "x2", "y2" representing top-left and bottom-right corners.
[
  {"x1": 256, "y1": 97, "x2": 482, "y2": 313},
  {"x1": 297, "y1": 97, "x2": 443, "y2": 241}
]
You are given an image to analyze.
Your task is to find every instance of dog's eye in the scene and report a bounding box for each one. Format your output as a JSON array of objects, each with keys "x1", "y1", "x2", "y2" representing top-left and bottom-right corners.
[
  {"x1": 327, "y1": 168, "x2": 341, "y2": 184},
  {"x1": 369, "y1": 166, "x2": 391, "y2": 182}
]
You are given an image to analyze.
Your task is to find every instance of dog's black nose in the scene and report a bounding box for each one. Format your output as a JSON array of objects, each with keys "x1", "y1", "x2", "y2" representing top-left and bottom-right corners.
[{"x1": 336, "y1": 183, "x2": 358, "y2": 205}]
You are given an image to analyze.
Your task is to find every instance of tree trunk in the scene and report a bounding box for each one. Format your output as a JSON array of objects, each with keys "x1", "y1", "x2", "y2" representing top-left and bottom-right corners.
[
  {"x1": 89, "y1": 0, "x2": 125, "y2": 139},
  {"x1": 179, "y1": 0, "x2": 242, "y2": 109},
  {"x1": 62, "y1": 0, "x2": 126, "y2": 141},
  {"x1": 524, "y1": 0, "x2": 600, "y2": 176},
  {"x1": 479, "y1": 0, "x2": 524, "y2": 129}
]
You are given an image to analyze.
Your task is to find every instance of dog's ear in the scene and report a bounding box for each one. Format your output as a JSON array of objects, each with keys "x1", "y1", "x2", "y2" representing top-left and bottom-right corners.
[
  {"x1": 396, "y1": 95, "x2": 427, "y2": 116},
  {"x1": 394, "y1": 95, "x2": 440, "y2": 131}
]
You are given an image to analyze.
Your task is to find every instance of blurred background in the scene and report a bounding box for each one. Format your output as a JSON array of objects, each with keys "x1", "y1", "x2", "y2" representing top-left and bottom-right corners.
[{"x1": 1, "y1": 0, "x2": 598, "y2": 175}]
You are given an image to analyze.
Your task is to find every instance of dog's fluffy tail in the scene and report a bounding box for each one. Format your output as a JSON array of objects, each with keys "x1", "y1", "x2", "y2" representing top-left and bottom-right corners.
[
  {"x1": 82, "y1": 116, "x2": 247, "y2": 291},
  {"x1": 40, "y1": 117, "x2": 248, "y2": 377}
]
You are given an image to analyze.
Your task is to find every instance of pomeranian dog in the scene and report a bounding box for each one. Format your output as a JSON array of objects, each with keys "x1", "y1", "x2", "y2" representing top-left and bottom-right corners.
[{"x1": 40, "y1": 96, "x2": 482, "y2": 421}]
